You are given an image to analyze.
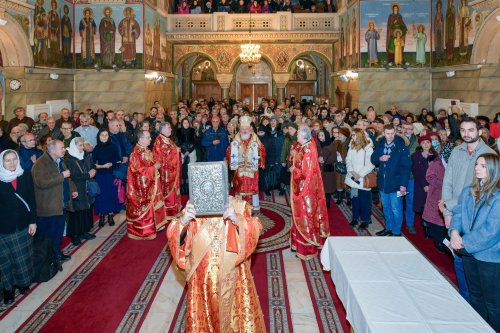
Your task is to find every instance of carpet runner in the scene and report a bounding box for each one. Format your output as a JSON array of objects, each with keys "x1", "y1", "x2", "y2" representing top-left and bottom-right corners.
[{"x1": 3, "y1": 192, "x2": 457, "y2": 333}]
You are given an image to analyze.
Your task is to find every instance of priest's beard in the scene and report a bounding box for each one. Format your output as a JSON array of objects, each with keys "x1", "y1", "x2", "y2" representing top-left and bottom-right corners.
[{"x1": 241, "y1": 133, "x2": 250, "y2": 140}]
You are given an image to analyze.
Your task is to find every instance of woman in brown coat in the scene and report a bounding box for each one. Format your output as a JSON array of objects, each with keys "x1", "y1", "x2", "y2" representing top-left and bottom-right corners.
[
  {"x1": 332, "y1": 127, "x2": 351, "y2": 205},
  {"x1": 317, "y1": 130, "x2": 337, "y2": 207}
]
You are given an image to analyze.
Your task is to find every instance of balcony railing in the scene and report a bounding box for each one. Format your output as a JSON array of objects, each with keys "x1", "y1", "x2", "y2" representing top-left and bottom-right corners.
[{"x1": 167, "y1": 12, "x2": 339, "y2": 33}]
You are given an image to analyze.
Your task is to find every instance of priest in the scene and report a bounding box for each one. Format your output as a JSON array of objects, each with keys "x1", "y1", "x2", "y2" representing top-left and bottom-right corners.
[
  {"x1": 226, "y1": 116, "x2": 266, "y2": 212},
  {"x1": 126, "y1": 130, "x2": 166, "y2": 240},
  {"x1": 152, "y1": 122, "x2": 181, "y2": 221},
  {"x1": 290, "y1": 125, "x2": 330, "y2": 260},
  {"x1": 167, "y1": 197, "x2": 266, "y2": 333}
]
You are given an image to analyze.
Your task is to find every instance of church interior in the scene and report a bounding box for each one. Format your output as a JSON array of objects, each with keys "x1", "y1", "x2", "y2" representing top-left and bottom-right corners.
[{"x1": 0, "y1": 0, "x2": 499, "y2": 332}]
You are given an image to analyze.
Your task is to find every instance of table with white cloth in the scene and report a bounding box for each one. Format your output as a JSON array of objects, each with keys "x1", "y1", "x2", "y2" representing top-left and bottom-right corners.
[{"x1": 320, "y1": 237, "x2": 495, "y2": 333}]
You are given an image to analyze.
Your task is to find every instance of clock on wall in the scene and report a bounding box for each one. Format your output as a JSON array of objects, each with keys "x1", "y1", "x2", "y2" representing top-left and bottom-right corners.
[{"x1": 9, "y1": 79, "x2": 21, "y2": 91}]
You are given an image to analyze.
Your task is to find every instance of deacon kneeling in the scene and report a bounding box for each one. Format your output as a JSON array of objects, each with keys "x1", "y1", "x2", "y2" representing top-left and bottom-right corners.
[{"x1": 167, "y1": 197, "x2": 266, "y2": 333}]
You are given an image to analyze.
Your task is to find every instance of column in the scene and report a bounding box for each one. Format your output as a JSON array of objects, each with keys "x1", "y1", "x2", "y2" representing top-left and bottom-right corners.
[
  {"x1": 273, "y1": 73, "x2": 289, "y2": 103},
  {"x1": 216, "y1": 74, "x2": 233, "y2": 99}
]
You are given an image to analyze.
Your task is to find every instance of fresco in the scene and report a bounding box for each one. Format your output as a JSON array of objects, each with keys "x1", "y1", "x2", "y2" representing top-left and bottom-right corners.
[
  {"x1": 338, "y1": 2, "x2": 359, "y2": 70},
  {"x1": 30, "y1": 0, "x2": 74, "y2": 68},
  {"x1": 144, "y1": 5, "x2": 167, "y2": 72},
  {"x1": 73, "y1": 3, "x2": 143, "y2": 69},
  {"x1": 360, "y1": 0, "x2": 431, "y2": 67},
  {"x1": 431, "y1": 0, "x2": 477, "y2": 66}
]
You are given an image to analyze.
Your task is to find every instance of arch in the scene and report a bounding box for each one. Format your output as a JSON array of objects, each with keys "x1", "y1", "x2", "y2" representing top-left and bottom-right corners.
[
  {"x1": 287, "y1": 51, "x2": 333, "y2": 73},
  {"x1": 471, "y1": 8, "x2": 500, "y2": 64},
  {"x1": 0, "y1": 12, "x2": 34, "y2": 67},
  {"x1": 174, "y1": 52, "x2": 220, "y2": 74},
  {"x1": 229, "y1": 53, "x2": 276, "y2": 74}
]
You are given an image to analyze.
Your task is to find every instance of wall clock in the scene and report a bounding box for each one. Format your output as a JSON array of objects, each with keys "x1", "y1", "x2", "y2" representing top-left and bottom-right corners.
[{"x1": 9, "y1": 79, "x2": 21, "y2": 91}]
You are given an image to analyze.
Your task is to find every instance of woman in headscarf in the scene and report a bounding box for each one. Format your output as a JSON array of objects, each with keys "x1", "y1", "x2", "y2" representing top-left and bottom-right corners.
[
  {"x1": 317, "y1": 130, "x2": 337, "y2": 207},
  {"x1": 65, "y1": 137, "x2": 97, "y2": 246},
  {"x1": 92, "y1": 128, "x2": 122, "y2": 227},
  {"x1": 0, "y1": 150, "x2": 36, "y2": 304}
]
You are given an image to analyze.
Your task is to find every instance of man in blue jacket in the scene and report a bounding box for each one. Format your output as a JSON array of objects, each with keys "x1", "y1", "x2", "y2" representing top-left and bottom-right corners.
[
  {"x1": 201, "y1": 116, "x2": 229, "y2": 162},
  {"x1": 371, "y1": 124, "x2": 411, "y2": 236}
]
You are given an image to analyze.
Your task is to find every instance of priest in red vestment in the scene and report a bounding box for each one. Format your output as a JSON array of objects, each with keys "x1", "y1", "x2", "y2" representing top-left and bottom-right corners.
[
  {"x1": 226, "y1": 116, "x2": 265, "y2": 212},
  {"x1": 126, "y1": 130, "x2": 166, "y2": 240},
  {"x1": 152, "y1": 122, "x2": 181, "y2": 220},
  {"x1": 290, "y1": 125, "x2": 330, "y2": 260},
  {"x1": 167, "y1": 197, "x2": 266, "y2": 333}
]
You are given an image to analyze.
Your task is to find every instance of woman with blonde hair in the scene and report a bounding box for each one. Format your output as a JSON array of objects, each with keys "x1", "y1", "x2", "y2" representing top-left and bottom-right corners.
[
  {"x1": 345, "y1": 128, "x2": 375, "y2": 229},
  {"x1": 449, "y1": 153, "x2": 499, "y2": 331}
]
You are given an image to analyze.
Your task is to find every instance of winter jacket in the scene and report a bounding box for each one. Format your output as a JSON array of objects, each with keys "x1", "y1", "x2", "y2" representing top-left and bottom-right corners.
[{"x1": 371, "y1": 135, "x2": 411, "y2": 193}]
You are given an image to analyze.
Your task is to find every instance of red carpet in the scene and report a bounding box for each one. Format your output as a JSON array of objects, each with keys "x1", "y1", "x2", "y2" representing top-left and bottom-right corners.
[
  {"x1": 17, "y1": 223, "x2": 168, "y2": 333},
  {"x1": 8, "y1": 192, "x2": 460, "y2": 333}
]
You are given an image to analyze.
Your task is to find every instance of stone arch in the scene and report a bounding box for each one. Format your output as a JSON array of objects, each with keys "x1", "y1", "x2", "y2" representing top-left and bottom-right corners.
[
  {"x1": 229, "y1": 53, "x2": 276, "y2": 74},
  {"x1": 471, "y1": 8, "x2": 500, "y2": 64},
  {"x1": 174, "y1": 52, "x2": 220, "y2": 74},
  {"x1": 287, "y1": 51, "x2": 333, "y2": 73},
  {"x1": 0, "y1": 11, "x2": 34, "y2": 67}
]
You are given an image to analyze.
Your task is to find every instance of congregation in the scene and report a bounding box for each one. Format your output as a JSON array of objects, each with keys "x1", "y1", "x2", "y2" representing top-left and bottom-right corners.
[{"x1": 0, "y1": 97, "x2": 498, "y2": 331}]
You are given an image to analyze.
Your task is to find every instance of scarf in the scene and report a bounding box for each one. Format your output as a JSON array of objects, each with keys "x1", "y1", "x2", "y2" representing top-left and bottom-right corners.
[
  {"x1": 0, "y1": 150, "x2": 24, "y2": 183},
  {"x1": 68, "y1": 138, "x2": 84, "y2": 160},
  {"x1": 383, "y1": 140, "x2": 395, "y2": 155}
]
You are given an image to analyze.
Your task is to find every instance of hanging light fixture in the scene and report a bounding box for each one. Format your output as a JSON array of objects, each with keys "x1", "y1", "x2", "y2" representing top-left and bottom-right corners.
[{"x1": 239, "y1": 12, "x2": 261, "y2": 68}]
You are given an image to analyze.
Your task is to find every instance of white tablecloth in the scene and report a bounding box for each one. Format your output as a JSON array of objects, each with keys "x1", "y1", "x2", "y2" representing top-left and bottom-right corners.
[{"x1": 320, "y1": 237, "x2": 495, "y2": 333}]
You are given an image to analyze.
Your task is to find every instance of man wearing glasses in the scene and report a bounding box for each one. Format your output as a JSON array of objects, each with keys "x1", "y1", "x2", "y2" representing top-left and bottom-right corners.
[
  {"x1": 2, "y1": 126, "x2": 23, "y2": 150},
  {"x1": 18, "y1": 133, "x2": 43, "y2": 171},
  {"x1": 58, "y1": 121, "x2": 81, "y2": 148}
]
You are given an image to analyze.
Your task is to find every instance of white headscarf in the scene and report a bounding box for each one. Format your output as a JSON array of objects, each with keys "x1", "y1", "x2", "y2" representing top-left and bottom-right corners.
[
  {"x1": 0, "y1": 149, "x2": 24, "y2": 183},
  {"x1": 68, "y1": 138, "x2": 85, "y2": 160}
]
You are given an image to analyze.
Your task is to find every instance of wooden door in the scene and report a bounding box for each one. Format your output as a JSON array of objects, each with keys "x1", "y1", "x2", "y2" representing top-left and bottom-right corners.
[
  {"x1": 286, "y1": 82, "x2": 315, "y2": 101},
  {"x1": 240, "y1": 83, "x2": 269, "y2": 111}
]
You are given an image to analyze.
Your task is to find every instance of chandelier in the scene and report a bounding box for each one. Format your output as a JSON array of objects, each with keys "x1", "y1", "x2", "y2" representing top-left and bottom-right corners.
[
  {"x1": 239, "y1": 12, "x2": 261, "y2": 68},
  {"x1": 239, "y1": 43, "x2": 261, "y2": 67}
]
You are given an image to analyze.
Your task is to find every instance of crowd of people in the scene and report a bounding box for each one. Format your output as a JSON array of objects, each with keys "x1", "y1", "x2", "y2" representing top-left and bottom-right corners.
[
  {"x1": 0, "y1": 98, "x2": 498, "y2": 331},
  {"x1": 176, "y1": 0, "x2": 335, "y2": 14}
]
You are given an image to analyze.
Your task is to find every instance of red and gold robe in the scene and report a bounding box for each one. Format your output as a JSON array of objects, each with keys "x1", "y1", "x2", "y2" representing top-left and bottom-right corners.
[
  {"x1": 226, "y1": 133, "x2": 266, "y2": 196},
  {"x1": 152, "y1": 134, "x2": 181, "y2": 220},
  {"x1": 290, "y1": 140, "x2": 330, "y2": 260},
  {"x1": 126, "y1": 144, "x2": 166, "y2": 240},
  {"x1": 167, "y1": 197, "x2": 266, "y2": 333}
]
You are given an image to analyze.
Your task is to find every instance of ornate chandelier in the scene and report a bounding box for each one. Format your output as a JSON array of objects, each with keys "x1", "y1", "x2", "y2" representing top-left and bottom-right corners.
[
  {"x1": 239, "y1": 43, "x2": 261, "y2": 67},
  {"x1": 239, "y1": 12, "x2": 261, "y2": 67}
]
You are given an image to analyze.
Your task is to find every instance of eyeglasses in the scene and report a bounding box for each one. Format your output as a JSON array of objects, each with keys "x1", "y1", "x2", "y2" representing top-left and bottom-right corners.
[{"x1": 61, "y1": 127, "x2": 72, "y2": 130}]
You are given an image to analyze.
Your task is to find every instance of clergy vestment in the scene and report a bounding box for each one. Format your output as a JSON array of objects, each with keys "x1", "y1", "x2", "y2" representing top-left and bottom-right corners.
[
  {"x1": 167, "y1": 197, "x2": 266, "y2": 333},
  {"x1": 226, "y1": 132, "x2": 266, "y2": 210},
  {"x1": 126, "y1": 144, "x2": 166, "y2": 240},
  {"x1": 152, "y1": 134, "x2": 181, "y2": 220},
  {"x1": 290, "y1": 140, "x2": 330, "y2": 260}
]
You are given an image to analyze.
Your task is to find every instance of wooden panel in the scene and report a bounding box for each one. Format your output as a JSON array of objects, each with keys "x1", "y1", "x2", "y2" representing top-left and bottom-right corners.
[
  {"x1": 193, "y1": 82, "x2": 221, "y2": 101},
  {"x1": 240, "y1": 83, "x2": 253, "y2": 109},
  {"x1": 286, "y1": 82, "x2": 315, "y2": 100}
]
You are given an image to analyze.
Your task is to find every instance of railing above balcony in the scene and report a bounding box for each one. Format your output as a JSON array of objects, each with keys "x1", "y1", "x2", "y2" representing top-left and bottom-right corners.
[{"x1": 167, "y1": 12, "x2": 339, "y2": 33}]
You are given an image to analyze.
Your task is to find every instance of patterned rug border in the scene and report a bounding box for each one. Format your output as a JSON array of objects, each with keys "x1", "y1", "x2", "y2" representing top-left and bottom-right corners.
[
  {"x1": 267, "y1": 251, "x2": 293, "y2": 333},
  {"x1": 303, "y1": 257, "x2": 344, "y2": 333},
  {"x1": 16, "y1": 222, "x2": 128, "y2": 333},
  {"x1": 116, "y1": 246, "x2": 173, "y2": 333}
]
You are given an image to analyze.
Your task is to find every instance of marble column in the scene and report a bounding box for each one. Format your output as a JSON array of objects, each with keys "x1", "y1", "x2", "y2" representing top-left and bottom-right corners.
[
  {"x1": 273, "y1": 73, "x2": 290, "y2": 103},
  {"x1": 216, "y1": 73, "x2": 233, "y2": 99}
]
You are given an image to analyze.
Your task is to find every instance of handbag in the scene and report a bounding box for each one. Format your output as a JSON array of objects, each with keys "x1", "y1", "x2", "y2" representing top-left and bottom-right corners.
[
  {"x1": 86, "y1": 180, "x2": 101, "y2": 197},
  {"x1": 114, "y1": 179, "x2": 126, "y2": 204},
  {"x1": 75, "y1": 159, "x2": 101, "y2": 197},
  {"x1": 335, "y1": 162, "x2": 347, "y2": 175},
  {"x1": 362, "y1": 150, "x2": 377, "y2": 188}
]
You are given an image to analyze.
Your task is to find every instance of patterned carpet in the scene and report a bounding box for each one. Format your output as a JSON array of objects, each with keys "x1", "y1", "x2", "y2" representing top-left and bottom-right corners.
[{"x1": 0, "y1": 191, "x2": 456, "y2": 333}]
